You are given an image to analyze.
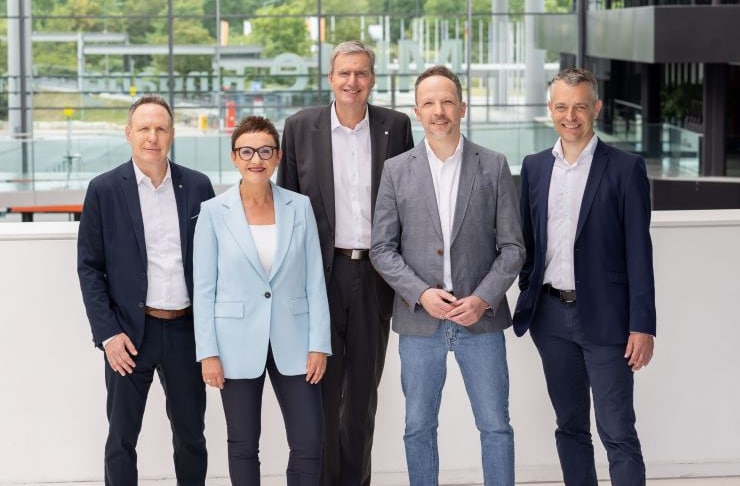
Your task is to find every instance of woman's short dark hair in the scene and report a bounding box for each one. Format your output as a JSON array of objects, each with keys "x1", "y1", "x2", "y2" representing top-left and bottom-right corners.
[{"x1": 231, "y1": 116, "x2": 280, "y2": 150}]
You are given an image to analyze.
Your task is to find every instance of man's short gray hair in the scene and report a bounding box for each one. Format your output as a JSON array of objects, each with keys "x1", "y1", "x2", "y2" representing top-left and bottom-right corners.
[
  {"x1": 549, "y1": 67, "x2": 599, "y2": 102},
  {"x1": 330, "y1": 40, "x2": 375, "y2": 75}
]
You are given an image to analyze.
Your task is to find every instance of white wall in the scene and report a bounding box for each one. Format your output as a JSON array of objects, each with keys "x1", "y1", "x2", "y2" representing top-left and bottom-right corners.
[{"x1": 1, "y1": 210, "x2": 739, "y2": 483}]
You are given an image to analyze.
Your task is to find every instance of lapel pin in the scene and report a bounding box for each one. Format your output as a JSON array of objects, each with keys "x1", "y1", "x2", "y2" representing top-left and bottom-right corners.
[
  {"x1": 384, "y1": 131, "x2": 389, "y2": 135},
  {"x1": 178, "y1": 184, "x2": 183, "y2": 189}
]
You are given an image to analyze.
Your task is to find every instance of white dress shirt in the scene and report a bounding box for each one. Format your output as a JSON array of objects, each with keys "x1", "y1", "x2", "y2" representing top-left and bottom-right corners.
[
  {"x1": 543, "y1": 134, "x2": 598, "y2": 291},
  {"x1": 249, "y1": 224, "x2": 276, "y2": 276},
  {"x1": 426, "y1": 137, "x2": 464, "y2": 292},
  {"x1": 132, "y1": 160, "x2": 190, "y2": 310},
  {"x1": 331, "y1": 103, "x2": 373, "y2": 250}
]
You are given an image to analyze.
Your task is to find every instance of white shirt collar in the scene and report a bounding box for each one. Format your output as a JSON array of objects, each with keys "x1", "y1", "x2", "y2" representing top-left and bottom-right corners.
[
  {"x1": 424, "y1": 135, "x2": 464, "y2": 164},
  {"x1": 552, "y1": 133, "x2": 598, "y2": 164},
  {"x1": 330, "y1": 101, "x2": 369, "y2": 131},
  {"x1": 132, "y1": 159, "x2": 172, "y2": 188}
]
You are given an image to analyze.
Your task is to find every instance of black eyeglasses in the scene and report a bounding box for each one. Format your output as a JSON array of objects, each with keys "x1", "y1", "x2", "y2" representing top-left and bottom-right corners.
[{"x1": 234, "y1": 145, "x2": 278, "y2": 161}]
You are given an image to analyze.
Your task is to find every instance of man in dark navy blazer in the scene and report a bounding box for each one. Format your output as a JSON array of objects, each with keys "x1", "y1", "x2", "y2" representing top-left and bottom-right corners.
[
  {"x1": 513, "y1": 68, "x2": 656, "y2": 486},
  {"x1": 77, "y1": 95, "x2": 214, "y2": 486},
  {"x1": 278, "y1": 41, "x2": 414, "y2": 486}
]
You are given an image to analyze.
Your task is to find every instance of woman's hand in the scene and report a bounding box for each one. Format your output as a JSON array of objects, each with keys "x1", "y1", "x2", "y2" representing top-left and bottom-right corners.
[
  {"x1": 201, "y1": 356, "x2": 225, "y2": 389},
  {"x1": 305, "y1": 352, "x2": 328, "y2": 384}
]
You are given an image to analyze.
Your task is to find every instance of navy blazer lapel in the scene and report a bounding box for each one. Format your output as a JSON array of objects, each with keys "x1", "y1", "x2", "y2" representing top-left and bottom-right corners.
[
  {"x1": 411, "y1": 145, "x2": 444, "y2": 241},
  {"x1": 575, "y1": 140, "x2": 608, "y2": 241},
  {"x1": 120, "y1": 160, "x2": 147, "y2": 264},
  {"x1": 536, "y1": 153, "x2": 555, "y2": 252},
  {"x1": 369, "y1": 105, "x2": 389, "y2": 215},
  {"x1": 314, "y1": 106, "x2": 336, "y2": 237},
  {"x1": 170, "y1": 162, "x2": 190, "y2": 263},
  {"x1": 450, "y1": 138, "x2": 478, "y2": 245}
]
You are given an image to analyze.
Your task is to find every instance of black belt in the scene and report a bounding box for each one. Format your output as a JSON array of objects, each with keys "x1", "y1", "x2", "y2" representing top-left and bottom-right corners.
[
  {"x1": 543, "y1": 284, "x2": 576, "y2": 303},
  {"x1": 334, "y1": 248, "x2": 369, "y2": 260}
]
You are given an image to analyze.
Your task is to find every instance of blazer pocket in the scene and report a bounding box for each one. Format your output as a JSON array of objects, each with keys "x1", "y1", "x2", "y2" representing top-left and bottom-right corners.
[
  {"x1": 215, "y1": 302, "x2": 244, "y2": 318},
  {"x1": 291, "y1": 297, "x2": 309, "y2": 315}
]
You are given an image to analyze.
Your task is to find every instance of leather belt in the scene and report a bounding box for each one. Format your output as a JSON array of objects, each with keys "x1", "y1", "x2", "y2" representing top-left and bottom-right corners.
[
  {"x1": 145, "y1": 306, "x2": 192, "y2": 320},
  {"x1": 334, "y1": 248, "x2": 370, "y2": 261},
  {"x1": 543, "y1": 284, "x2": 576, "y2": 303}
]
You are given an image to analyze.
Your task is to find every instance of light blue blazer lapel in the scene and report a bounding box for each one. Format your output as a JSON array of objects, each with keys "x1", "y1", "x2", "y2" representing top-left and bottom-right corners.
[
  {"x1": 221, "y1": 184, "x2": 269, "y2": 284},
  {"x1": 450, "y1": 138, "x2": 479, "y2": 245},
  {"x1": 411, "y1": 143, "x2": 444, "y2": 242},
  {"x1": 575, "y1": 140, "x2": 608, "y2": 242},
  {"x1": 268, "y1": 184, "x2": 295, "y2": 280}
]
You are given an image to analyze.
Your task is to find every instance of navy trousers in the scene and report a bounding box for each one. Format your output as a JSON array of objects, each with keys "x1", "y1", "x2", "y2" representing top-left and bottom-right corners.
[
  {"x1": 220, "y1": 347, "x2": 324, "y2": 486},
  {"x1": 530, "y1": 289, "x2": 645, "y2": 486},
  {"x1": 104, "y1": 314, "x2": 207, "y2": 486}
]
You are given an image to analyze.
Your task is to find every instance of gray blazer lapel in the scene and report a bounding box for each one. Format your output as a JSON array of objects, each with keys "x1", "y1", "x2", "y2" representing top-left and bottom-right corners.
[
  {"x1": 411, "y1": 145, "x2": 444, "y2": 241},
  {"x1": 221, "y1": 185, "x2": 269, "y2": 283},
  {"x1": 575, "y1": 140, "x2": 608, "y2": 241},
  {"x1": 119, "y1": 161, "x2": 147, "y2": 264},
  {"x1": 450, "y1": 139, "x2": 479, "y2": 245},
  {"x1": 269, "y1": 185, "x2": 295, "y2": 280},
  {"x1": 314, "y1": 107, "x2": 336, "y2": 237}
]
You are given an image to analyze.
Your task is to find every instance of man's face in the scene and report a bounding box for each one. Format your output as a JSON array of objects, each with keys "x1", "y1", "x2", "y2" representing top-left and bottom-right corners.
[
  {"x1": 125, "y1": 103, "x2": 174, "y2": 166},
  {"x1": 414, "y1": 75, "x2": 466, "y2": 143},
  {"x1": 548, "y1": 80, "x2": 603, "y2": 148},
  {"x1": 328, "y1": 52, "x2": 375, "y2": 110}
]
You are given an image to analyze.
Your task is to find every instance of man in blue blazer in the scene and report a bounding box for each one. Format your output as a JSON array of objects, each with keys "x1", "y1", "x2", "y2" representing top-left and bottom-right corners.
[
  {"x1": 513, "y1": 68, "x2": 656, "y2": 486},
  {"x1": 77, "y1": 95, "x2": 215, "y2": 486}
]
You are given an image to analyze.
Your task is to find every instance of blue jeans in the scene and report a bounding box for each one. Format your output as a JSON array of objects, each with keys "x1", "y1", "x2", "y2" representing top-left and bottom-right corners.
[{"x1": 399, "y1": 321, "x2": 514, "y2": 486}]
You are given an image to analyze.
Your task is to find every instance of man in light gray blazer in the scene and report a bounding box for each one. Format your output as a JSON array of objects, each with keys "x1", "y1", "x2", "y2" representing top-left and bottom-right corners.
[{"x1": 370, "y1": 65, "x2": 525, "y2": 486}]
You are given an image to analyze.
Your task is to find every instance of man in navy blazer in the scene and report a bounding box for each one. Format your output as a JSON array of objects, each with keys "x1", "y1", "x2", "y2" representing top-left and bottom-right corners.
[
  {"x1": 513, "y1": 68, "x2": 656, "y2": 485},
  {"x1": 77, "y1": 95, "x2": 215, "y2": 486}
]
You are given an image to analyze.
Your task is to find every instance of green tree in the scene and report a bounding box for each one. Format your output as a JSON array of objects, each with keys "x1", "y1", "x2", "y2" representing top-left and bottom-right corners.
[{"x1": 248, "y1": 2, "x2": 310, "y2": 57}]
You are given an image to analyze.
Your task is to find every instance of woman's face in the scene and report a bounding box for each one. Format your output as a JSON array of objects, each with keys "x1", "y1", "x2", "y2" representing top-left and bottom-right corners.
[{"x1": 231, "y1": 130, "x2": 280, "y2": 186}]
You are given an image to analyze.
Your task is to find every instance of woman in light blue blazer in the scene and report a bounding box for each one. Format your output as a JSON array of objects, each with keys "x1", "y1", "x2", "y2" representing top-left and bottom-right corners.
[{"x1": 193, "y1": 116, "x2": 331, "y2": 486}]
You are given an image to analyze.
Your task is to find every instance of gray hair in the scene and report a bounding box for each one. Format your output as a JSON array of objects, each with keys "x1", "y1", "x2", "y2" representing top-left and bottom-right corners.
[
  {"x1": 330, "y1": 40, "x2": 376, "y2": 75},
  {"x1": 128, "y1": 95, "x2": 173, "y2": 126},
  {"x1": 549, "y1": 67, "x2": 599, "y2": 102}
]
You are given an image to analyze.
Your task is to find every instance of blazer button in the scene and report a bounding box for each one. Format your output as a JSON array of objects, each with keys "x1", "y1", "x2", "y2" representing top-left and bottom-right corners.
[
  {"x1": 264, "y1": 292, "x2": 271, "y2": 299},
  {"x1": 436, "y1": 248, "x2": 444, "y2": 256},
  {"x1": 138, "y1": 301, "x2": 145, "y2": 308}
]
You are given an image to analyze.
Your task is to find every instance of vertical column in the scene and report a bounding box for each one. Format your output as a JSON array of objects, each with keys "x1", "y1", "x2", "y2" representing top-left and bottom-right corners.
[
  {"x1": 524, "y1": 0, "x2": 546, "y2": 121},
  {"x1": 7, "y1": 0, "x2": 33, "y2": 175},
  {"x1": 641, "y1": 62, "x2": 661, "y2": 158},
  {"x1": 701, "y1": 63, "x2": 727, "y2": 176}
]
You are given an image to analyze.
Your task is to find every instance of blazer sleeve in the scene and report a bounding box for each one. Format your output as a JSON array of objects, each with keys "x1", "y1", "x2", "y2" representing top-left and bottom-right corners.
[
  {"x1": 77, "y1": 180, "x2": 122, "y2": 347},
  {"x1": 192, "y1": 201, "x2": 220, "y2": 361},
  {"x1": 303, "y1": 198, "x2": 332, "y2": 355},
  {"x1": 624, "y1": 157, "x2": 657, "y2": 336},
  {"x1": 277, "y1": 117, "x2": 299, "y2": 193},
  {"x1": 370, "y1": 162, "x2": 431, "y2": 309},
  {"x1": 517, "y1": 157, "x2": 535, "y2": 292},
  {"x1": 471, "y1": 157, "x2": 526, "y2": 310}
]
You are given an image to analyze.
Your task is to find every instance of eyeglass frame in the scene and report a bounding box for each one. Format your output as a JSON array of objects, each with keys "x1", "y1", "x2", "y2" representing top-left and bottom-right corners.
[{"x1": 233, "y1": 145, "x2": 279, "y2": 161}]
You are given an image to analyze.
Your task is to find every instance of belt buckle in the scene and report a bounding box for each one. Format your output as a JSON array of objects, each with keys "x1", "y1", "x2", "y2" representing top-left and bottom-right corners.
[
  {"x1": 559, "y1": 290, "x2": 576, "y2": 303},
  {"x1": 350, "y1": 249, "x2": 364, "y2": 260}
]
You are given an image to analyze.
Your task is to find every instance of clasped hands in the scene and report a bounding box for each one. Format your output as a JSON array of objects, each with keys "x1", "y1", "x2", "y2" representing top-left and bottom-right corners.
[{"x1": 419, "y1": 288, "x2": 489, "y2": 327}]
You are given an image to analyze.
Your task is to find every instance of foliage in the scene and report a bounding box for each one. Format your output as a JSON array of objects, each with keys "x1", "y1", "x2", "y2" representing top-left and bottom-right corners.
[
  {"x1": 248, "y1": 2, "x2": 311, "y2": 58},
  {"x1": 660, "y1": 83, "x2": 702, "y2": 125},
  {"x1": 147, "y1": 0, "x2": 215, "y2": 77}
]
